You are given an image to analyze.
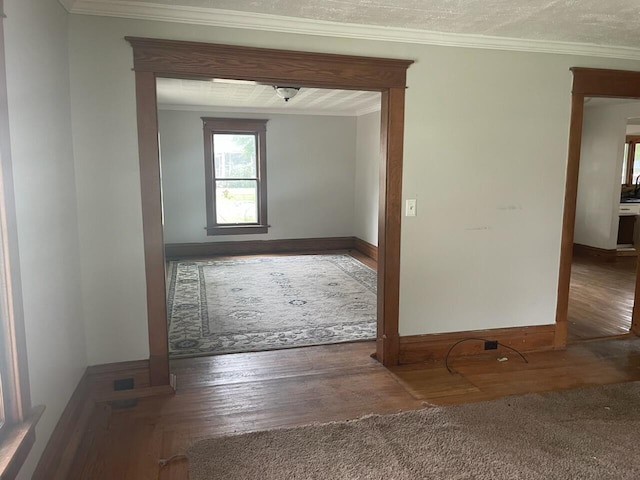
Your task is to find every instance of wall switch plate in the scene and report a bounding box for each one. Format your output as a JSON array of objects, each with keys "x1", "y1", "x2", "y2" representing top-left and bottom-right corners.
[{"x1": 406, "y1": 199, "x2": 417, "y2": 217}]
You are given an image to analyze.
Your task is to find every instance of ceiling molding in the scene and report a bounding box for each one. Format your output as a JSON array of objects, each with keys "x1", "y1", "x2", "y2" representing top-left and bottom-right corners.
[
  {"x1": 58, "y1": 0, "x2": 77, "y2": 12},
  {"x1": 70, "y1": 0, "x2": 640, "y2": 61},
  {"x1": 157, "y1": 103, "x2": 380, "y2": 117}
]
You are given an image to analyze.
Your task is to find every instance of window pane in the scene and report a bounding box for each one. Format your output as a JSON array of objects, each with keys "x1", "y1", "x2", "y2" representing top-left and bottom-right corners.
[
  {"x1": 634, "y1": 144, "x2": 640, "y2": 183},
  {"x1": 213, "y1": 134, "x2": 257, "y2": 178},
  {"x1": 622, "y1": 143, "x2": 629, "y2": 183},
  {"x1": 215, "y1": 180, "x2": 258, "y2": 224}
]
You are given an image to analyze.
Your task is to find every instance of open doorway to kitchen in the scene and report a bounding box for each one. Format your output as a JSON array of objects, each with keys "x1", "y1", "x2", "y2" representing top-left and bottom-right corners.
[
  {"x1": 556, "y1": 68, "x2": 640, "y2": 348},
  {"x1": 567, "y1": 97, "x2": 640, "y2": 342}
]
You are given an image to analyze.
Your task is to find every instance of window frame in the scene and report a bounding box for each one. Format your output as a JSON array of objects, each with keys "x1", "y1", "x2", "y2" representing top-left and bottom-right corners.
[
  {"x1": 202, "y1": 118, "x2": 269, "y2": 236},
  {"x1": 621, "y1": 135, "x2": 640, "y2": 185},
  {"x1": 0, "y1": 1, "x2": 41, "y2": 477}
]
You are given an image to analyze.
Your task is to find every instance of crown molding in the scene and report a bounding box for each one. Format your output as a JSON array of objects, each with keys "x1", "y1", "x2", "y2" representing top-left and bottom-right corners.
[
  {"x1": 58, "y1": 0, "x2": 77, "y2": 12},
  {"x1": 157, "y1": 103, "x2": 380, "y2": 117},
  {"x1": 70, "y1": 0, "x2": 640, "y2": 61}
]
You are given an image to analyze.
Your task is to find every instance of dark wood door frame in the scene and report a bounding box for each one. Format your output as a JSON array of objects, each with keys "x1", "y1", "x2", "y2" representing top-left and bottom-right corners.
[
  {"x1": 556, "y1": 67, "x2": 640, "y2": 348},
  {"x1": 126, "y1": 37, "x2": 414, "y2": 385}
]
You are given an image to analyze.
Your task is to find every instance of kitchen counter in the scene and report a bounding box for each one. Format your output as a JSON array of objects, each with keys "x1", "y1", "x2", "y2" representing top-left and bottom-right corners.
[{"x1": 620, "y1": 203, "x2": 640, "y2": 216}]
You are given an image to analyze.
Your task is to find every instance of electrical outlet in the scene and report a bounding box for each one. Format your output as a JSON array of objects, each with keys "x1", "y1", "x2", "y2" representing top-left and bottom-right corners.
[
  {"x1": 113, "y1": 378, "x2": 134, "y2": 391},
  {"x1": 484, "y1": 340, "x2": 498, "y2": 350}
]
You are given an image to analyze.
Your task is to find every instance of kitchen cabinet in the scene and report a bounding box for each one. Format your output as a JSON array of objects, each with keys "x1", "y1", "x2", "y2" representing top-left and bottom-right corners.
[{"x1": 618, "y1": 203, "x2": 640, "y2": 248}]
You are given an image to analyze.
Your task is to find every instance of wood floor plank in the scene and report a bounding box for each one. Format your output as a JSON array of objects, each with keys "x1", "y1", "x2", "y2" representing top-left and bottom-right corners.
[
  {"x1": 568, "y1": 255, "x2": 636, "y2": 341},
  {"x1": 66, "y1": 336, "x2": 640, "y2": 479}
]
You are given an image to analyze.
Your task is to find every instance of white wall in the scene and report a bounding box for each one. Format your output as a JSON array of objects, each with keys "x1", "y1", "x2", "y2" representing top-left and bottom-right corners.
[
  {"x1": 4, "y1": 1, "x2": 87, "y2": 478},
  {"x1": 159, "y1": 109, "x2": 357, "y2": 244},
  {"x1": 354, "y1": 111, "x2": 380, "y2": 246},
  {"x1": 68, "y1": 14, "x2": 640, "y2": 360},
  {"x1": 575, "y1": 101, "x2": 640, "y2": 250}
]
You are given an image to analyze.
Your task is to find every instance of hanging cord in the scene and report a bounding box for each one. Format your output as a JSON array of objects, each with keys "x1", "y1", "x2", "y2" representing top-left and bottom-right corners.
[
  {"x1": 158, "y1": 454, "x2": 188, "y2": 468},
  {"x1": 444, "y1": 337, "x2": 528, "y2": 374}
]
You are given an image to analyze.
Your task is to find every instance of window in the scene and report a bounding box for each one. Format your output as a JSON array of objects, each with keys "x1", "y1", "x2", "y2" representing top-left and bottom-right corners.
[
  {"x1": 202, "y1": 118, "x2": 268, "y2": 235},
  {"x1": 621, "y1": 135, "x2": 640, "y2": 185},
  {"x1": 0, "y1": 3, "x2": 40, "y2": 475}
]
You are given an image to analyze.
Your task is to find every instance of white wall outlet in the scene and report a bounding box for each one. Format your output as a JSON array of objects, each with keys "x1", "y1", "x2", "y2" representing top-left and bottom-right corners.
[{"x1": 406, "y1": 199, "x2": 417, "y2": 217}]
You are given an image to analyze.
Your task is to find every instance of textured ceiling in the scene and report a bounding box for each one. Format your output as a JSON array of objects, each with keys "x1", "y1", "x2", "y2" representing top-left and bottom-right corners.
[
  {"x1": 111, "y1": 0, "x2": 640, "y2": 48},
  {"x1": 156, "y1": 78, "x2": 381, "y2": 116}
]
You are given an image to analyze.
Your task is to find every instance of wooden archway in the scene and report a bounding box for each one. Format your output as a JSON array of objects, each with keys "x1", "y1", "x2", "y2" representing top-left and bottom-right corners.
[
  {"x1": 126, "y1": 37, "x2": 413, "y2": 385},
  {"x1": 556, "y1": 67, "x2": 640, "y2": 347}
]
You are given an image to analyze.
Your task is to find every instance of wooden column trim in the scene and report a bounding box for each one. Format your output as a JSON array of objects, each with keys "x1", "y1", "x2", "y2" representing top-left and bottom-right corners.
[
  {"x1": 554, "y1": 93, "x2": 584, "y2": 348},
  {"x1": 125, "y1": 37, "x2": 412, "y2": 90},
  {"x1": 376, "y1": 87, "x2": 405, "y2": 366},
  {"x1": 571, "y1": 67, "x2": 640, "y2": 98},
  {"x1": 134, "y1": 71, "x2": 170, "y2": 386},
  {"x1": 633, "y1": 259, "x2": 640, "y2": 334}
]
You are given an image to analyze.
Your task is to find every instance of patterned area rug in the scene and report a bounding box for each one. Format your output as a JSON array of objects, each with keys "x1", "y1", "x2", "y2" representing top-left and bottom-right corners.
[{"x1": 167, "y1": 254, "x2": 377, "y2": 357}]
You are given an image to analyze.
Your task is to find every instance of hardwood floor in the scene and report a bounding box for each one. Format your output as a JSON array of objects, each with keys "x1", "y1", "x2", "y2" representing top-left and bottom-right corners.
[
  {"x1": 567, "y1": 255, "x2": 636, "y2": 342},
  {"x1": 65, "y1": 251, "x2": 640, "y2": 478},
  {"x1": 66, "y1": 337, "x2": 640, "y2": 479}
]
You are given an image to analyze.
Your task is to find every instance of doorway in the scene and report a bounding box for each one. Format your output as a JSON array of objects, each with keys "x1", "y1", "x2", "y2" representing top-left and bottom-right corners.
[
  {"x1": 156, "y1": 78, "x2": 382, "y2": 358},
  {"x1": 556, "y1": 67, "x2": 640, "y2": 347},
  {"x1": 567, "y1": 97, "x2": 640, "y2": 342},
  {"x1": 126, "y1": 37, "x2": 413, "y2": 385}
]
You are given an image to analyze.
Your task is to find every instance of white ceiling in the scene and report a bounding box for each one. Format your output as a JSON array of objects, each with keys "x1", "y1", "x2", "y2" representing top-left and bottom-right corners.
[
  {"x1": 156, "y1": 78, "x2": 381, "y2": 116},
  {"x1": 585, "y1": 98, "x2": 640, "y2": 108},
  {"x1": 583, "y1": 98, "x2": 640, "y2": 125},
  {"x1": 64, "y1": 0, "x2": 640, "y2": 59}
]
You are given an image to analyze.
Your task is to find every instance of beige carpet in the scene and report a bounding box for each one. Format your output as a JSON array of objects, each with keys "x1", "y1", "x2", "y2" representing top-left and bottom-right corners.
[{"x1": 188, "y1": 381, "x2": 640, "y2": 479}]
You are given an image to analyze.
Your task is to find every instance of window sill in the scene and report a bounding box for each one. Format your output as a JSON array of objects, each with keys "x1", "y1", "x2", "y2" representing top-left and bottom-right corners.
[
  {"x1": 206, "y1": 225, "x2": 269, "y2": 236},
  {"x1": 0, "y1": 405, "x2": 45, "y2": 480}
]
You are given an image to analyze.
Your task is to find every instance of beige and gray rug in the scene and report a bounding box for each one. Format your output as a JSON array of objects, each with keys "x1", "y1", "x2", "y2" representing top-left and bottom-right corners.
[
  {"x1": 167, "y1": 254, "x2": 377, "y2": 357},
  {"x1": 188, "y1": 381, "x2": 640, "y2": 479}
]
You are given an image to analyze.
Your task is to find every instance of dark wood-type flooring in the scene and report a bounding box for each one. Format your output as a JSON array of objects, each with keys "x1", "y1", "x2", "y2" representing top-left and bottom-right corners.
[
  {"x1": 568, "y1": 255, "x2": 636, "y2": 342},
  {"x1": 67, "y1": 336, "x2": 640, "y2": 479}
]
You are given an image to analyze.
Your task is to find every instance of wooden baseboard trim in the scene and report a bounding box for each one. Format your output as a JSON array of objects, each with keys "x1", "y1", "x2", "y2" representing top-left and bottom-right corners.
[
  {"x1": 573, "y1": 243, "x2": 616, "y2": 261},
  {"x1": 398, "y1": 324, "x2": 556, "y2": 364},
  {"x1": 95, "y1": 385, "x2": 175, "y2": 404},
  {"x1": 165, "y1": 236, "x2": 379, "y2": 261},
  {"x1": 32, "y1": 372, "x2": 92, "y2": 480},
  {"x1": 34, "y1": 359, "x2": 175, "y2": 478},
  {"x1": 353, "y1": 237, "x2": 378, "y2": 261},
  {"x1": 85, "y1": 359, "x2": 149, "y2": 376},
  {"x1": 165, "y1": 236, "x2": 356, "y2": 258}
]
